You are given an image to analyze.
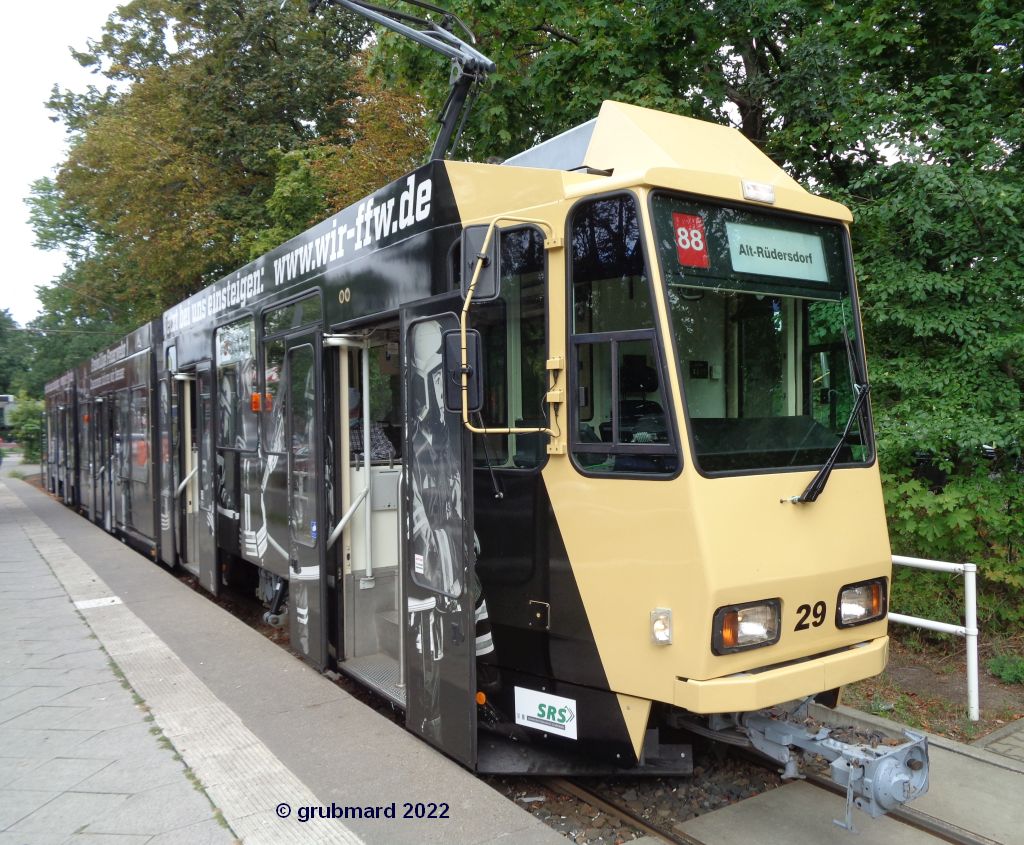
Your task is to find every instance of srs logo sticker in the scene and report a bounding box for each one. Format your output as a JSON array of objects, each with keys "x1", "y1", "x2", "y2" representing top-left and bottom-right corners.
[{"x1": 514, "y1": 687, "x2": 578, "y2": 740}]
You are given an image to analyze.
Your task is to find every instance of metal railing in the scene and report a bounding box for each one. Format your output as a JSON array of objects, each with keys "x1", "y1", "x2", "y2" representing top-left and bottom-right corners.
[{"x1": 889, "y1": 555, "x2": 979, "y2": 721}]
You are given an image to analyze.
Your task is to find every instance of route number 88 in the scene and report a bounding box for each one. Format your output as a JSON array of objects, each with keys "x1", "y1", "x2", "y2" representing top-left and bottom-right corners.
[
  {"x1": 676, "y1": 226, "x2": 705, "y2": 252},
  {"x1": 671, "y1": 211, "x2": 710, "y2": 268}
]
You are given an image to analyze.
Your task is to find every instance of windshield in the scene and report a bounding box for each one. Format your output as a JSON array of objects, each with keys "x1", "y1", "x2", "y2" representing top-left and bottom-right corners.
[{"x1": 650, "y1": 193, "x2": 871, "y2": 473}]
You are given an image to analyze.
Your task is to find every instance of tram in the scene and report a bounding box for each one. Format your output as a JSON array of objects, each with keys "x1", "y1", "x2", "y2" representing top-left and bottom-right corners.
[{"x1": 42, "y1": 1, "x2": 929, "y2": 827}]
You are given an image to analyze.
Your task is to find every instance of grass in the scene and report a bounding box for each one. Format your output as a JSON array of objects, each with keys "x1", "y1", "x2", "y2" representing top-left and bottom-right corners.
[{"x1": 843, "y1": 634, "x2": 1024, "y2": 742}]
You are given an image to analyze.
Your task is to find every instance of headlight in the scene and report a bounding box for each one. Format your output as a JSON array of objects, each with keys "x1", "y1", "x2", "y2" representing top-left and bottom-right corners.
[
  {"x1": 650, "y1": 608, "x2": 673, "y2": 644},
  {"x1": 837, "y1": 579, "x2": 887, "y2": 627},
  {"x1": 712, "y1": 599, "x2": 781, "y2": 654}
]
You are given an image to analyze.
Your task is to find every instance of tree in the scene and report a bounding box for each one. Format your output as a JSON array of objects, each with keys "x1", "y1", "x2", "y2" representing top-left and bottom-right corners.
[
  {"x1": 30, "y1": 0, "x2": 374, "y2": 327},
  {"x1": 0, "y1": 310, "x2": 31, "y2": 395},
  {"x1": 378, "y1": 0, "x2": 1024, "y2": 623},
  {"x1": 246, "y1": 62, "x2": 429, "y2": 257}
]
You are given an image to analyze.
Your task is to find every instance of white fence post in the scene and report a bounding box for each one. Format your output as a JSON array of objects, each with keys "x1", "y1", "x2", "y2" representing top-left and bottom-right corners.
[{"x1": 888, "y1": 555, "x2": 980, "y2": 721}]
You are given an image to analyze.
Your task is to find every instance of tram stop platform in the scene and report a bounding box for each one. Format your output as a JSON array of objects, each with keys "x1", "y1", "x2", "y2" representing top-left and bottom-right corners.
[{"x1": 0, "y1": 474, "x2": 565, "y2": 845}]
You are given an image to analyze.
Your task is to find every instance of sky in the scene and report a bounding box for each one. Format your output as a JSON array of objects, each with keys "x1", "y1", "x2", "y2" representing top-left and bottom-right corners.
[{"x1": 0, "y1": 2, "x2": 120, "y2": 326}]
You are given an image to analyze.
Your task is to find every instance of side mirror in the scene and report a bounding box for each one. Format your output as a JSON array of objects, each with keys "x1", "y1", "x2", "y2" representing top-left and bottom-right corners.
[
  {"x1": 460, "y1": 225, "x2": 500, "y2": 302},
  {"x1": 442, "y1": 329, "x2": 484, "y2": 414}
]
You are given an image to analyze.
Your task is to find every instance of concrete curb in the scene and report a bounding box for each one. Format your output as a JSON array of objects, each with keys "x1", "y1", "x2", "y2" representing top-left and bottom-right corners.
[{"x1": 809, "y1": 702, "x2": 1024, "y2": 775}]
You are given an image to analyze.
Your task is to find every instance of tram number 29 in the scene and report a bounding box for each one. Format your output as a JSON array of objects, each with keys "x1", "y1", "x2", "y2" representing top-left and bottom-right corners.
[{"x1": 795, "y1": 600, "x2": 827, "y2": 630}]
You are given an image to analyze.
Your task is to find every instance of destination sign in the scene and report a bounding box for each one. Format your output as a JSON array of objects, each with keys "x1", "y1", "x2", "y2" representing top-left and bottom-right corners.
[{"x1": 725, "y1": 222, "x2": 828, "y2": 283}]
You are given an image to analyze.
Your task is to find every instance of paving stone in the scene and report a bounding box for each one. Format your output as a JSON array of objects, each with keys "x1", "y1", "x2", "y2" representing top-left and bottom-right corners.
[
  {"x1": 7, "y1": 757, "x2": 115, "y2": 793},
  {"x1": 36, "y1": 652, "x2": 112, "y2": 673},
  {"x1": 0, "y1": 687, "x2": 78, "y2": 723},
  {"x1": 0, "y1": 788, "x2": 60, "y2": 829},
  {"x1": 6, "y1": 791, "x2": 129, "y2": 838},
  {"x1": 0, "y1": 756, "x2": 41, "y2": 789},
  {"x1": 70, "y1": 754, "x2": 186, "y2": 795},
  {"x1": 86, "y1": 781, "x2": 220, "y2": 837},
  {"x1": 65, "y1": 724, "x2": 166, "y2": 760},
  {"x1": 146, "y1": 817, "x2": 236, "y2": 845},
  {"x1": 2, "y1": 705, "x2": 92, "y2": 731},
  {"x1": 1, "y1": 669, "x2": 75, "y2": 688},
  {"x1": 62, "y1": 701, "x2": 149, "y2": 734},
  {"x1": 0, "y1": 832, "x2": 68, "y2": 845},
  {"x1": 0, "y1": 728, "x2": 99, "y2": 760},
  {"x1": 53, "y1": 683, "x2": 126, "y2": 709}
]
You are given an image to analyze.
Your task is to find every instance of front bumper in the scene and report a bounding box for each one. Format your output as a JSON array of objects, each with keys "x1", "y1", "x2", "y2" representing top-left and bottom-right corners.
[{"x1": 673, "y1": 636, "x2": 888, "y2": 713}]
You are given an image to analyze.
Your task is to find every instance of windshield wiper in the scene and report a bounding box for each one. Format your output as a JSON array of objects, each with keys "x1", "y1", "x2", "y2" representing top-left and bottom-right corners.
[
  {"x1": 788, "y1": 321, "x2": 869, "y2": 504},
  {"x1": 788, "y1": 383, "x2": 869, "y2": 503}
]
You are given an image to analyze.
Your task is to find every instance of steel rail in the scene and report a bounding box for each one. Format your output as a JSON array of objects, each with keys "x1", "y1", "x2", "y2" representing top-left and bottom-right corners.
[
  {"x1": 802, "y1": 771, "x2": 1000, "y2": 845},
  {"x1": 541, "y1": 777, "x2": 708, "y2": 845}
]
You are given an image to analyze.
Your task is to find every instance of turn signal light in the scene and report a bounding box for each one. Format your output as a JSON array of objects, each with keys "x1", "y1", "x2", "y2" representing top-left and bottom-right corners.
[
  {"x1": 837, "y1": 579, "x2": 887, "y2": 627},
  {"x1": 250, "y1": 393, "x2": 273, "y2": 412}
]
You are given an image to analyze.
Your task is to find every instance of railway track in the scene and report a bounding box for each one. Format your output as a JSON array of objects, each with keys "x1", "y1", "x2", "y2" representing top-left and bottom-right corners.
[
  {"x1": 544, "y1": 760, "x2": 1001, "y2": 845},
  {"x1": 542, "y1": 777, "x2": 704, "y2": 845}
]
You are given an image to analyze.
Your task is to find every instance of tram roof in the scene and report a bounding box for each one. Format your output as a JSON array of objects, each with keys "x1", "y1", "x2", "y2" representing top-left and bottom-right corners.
[{"x1": 500, "y1": 100, "x2": 852, "y2": 223}]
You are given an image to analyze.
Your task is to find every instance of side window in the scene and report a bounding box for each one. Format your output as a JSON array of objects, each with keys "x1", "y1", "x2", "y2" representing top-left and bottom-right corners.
[
  {"x1": 471, "y1": 227, "x2": 547, "y2": 469},
  {"x1": 215, "y1": 318, "x2": 257, "y2": 450},
  {"x1": 263, "y1": 338, "x2": 286, "y2": 453},
  {"x1": 347, "y1": 340, "x2": 402, "y2": 465},
  {"x1": 130, "y1": 386, "x2": 149, "y2": 481},
  {"x1": 569, "y1": 195, "x2": 677, "y2": 475}
]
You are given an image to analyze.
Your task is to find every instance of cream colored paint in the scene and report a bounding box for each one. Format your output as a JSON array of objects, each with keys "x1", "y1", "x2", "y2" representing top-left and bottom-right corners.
[{"x1": 442, "y1": 100, "x2": 890, "y2": 716}]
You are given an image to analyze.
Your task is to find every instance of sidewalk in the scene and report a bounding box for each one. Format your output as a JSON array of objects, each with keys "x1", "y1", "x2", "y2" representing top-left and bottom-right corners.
[
  {"x1": 0, "y1": 476, "x2": 562, "y2": 845},
  {"x1": 972, "y1": 715, "x2": 1024, "y2": 762},
  {"x1": 0, "y1": 450, "x2": 26, "y2": 479},
  {"x1": 0, "y1": 479, "x2": 237, "y2": 844}
]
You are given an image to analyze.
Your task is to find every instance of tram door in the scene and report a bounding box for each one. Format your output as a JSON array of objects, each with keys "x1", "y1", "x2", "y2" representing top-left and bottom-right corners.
[
  {"x1": 57, "y1": 405, "x2": 70, "y2": 502},
  {"x1": 283, "y1": 333, "x2": 327, "y2": 668},
  {"x1": 180, "y1": 364, "x2": 218, "y2": 593},
  {"x1": 158, "y1": 374, "x2": 176, "y2": 566},
  {"x1": 97, "y1": 399, "x2": 114, "y2": 531},
  {"x1": 79, "y1": 402, "x2": 93, "y2": 518},
  {"x1": 401, "y1": 305, "x2": 476, "y2": 766},
  {"x1": 113, "y1": 390, "x2": 130, "y2": 529}
]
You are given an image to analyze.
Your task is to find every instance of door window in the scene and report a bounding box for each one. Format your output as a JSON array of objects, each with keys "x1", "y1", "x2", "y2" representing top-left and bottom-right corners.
[{"x1": 288, "y1": 344, "x2": 317, "y2": 546}]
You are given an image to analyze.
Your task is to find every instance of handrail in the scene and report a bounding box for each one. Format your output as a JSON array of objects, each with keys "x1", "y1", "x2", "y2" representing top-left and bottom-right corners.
[
  {"x1": 326, "y1": 487, "x2": 369, "y2": 552},
  {"x1": 889, "y1": 554, "x2": 979, "y2": 721},
  {"x1": 175, "y1": 466, "x2": 197, "y2": 499},
  {"x1": 459, "y1": 215, "x2": 559, "y2": 437}
]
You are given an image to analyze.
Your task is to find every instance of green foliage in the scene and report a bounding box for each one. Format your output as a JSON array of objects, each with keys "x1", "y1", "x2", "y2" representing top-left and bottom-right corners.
[
  {"x1": 0, "y1": 310, "x2": 32, "y2": 395},
  {"x1": 987, "y1": 653, "x2": 1024, "y2": 685},
  {"x1": 8, "y1": 394, "x2": 44, "y2": 464},
  {"x1": 30, "y1": 0, "x2": 373, "y2": 328},
  {"x1": 377, "y1": 0, "x2": 1024, "y2": 631},
  {"x1": 24, "y1": 1, "x2": 1024, "y2": 632}
]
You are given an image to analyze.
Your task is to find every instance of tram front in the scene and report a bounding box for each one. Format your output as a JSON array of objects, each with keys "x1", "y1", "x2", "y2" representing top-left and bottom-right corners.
[
  {"x1": 548, "y1": 177, "x2": 928, "y2": 825},
  {"x1": 451, "y1": 102, "x2": 927, "y2": 825},
  {"x1": 549, "y1": 182, "x2": 891, "y2": 708}
]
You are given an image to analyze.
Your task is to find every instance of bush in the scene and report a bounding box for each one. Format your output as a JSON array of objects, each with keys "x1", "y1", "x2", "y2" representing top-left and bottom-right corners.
[
  {"x1": 987, "y1": 654, "x2": 1024, "y2": 685},
  {"x1": 7, "y1": 393, "x2": 44, "y2": 464},
  {"x1": 883, "y1": 467, "x2": 1024, "y2": 632}
]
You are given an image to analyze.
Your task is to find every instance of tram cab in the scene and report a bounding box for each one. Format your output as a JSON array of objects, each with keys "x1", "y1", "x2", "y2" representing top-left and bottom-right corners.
[{"x1": 450, "y1": 100, "x2": 889, "y2": 726}]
